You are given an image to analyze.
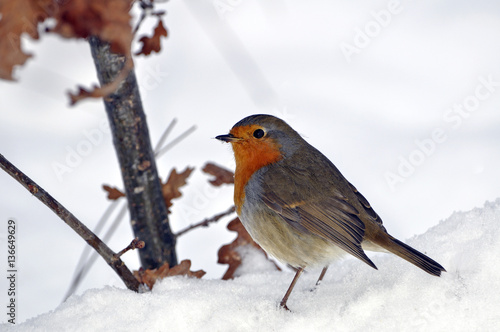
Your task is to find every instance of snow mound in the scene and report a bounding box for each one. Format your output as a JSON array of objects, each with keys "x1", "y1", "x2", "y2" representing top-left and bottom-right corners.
[{"x1": 6, "y1": 200, "x2": 500, "y2": 331}]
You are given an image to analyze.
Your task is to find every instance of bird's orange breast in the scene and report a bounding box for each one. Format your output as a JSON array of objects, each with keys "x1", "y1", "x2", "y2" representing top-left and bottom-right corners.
[{"x1": 230, "y1": 125, "x2": 283, "y2": 214}]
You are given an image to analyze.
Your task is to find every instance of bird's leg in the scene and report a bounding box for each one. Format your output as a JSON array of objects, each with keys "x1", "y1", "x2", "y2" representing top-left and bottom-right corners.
[
  {"x1": 280, "y1": 267, "x2": 304, "y2": 310},
  {"x1": 315, "y1": 266, "x2": 329, "y2": 286}
]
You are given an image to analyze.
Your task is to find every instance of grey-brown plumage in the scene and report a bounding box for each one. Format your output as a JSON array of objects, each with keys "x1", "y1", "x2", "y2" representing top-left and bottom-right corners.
[{"x1": 217, "y1": 114, "x2": 446, "y2": 309}]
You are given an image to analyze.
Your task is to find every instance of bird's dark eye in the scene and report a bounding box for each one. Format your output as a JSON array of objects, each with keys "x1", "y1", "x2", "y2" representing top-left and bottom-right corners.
[{"x1": 253, "y1": 129, "x2": 265, "y2": 139}]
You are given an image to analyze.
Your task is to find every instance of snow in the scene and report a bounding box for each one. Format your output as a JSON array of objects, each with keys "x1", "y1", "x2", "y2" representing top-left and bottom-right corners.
[
  {"x1": 1, "y1": 0, "x2": 500, "y2": 327},
  {"x1": 4, "y1": 200, "x2": 500, "y2": 331}
]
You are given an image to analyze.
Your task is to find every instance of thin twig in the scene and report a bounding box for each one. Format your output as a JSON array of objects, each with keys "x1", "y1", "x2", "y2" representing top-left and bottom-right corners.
[
  {"x1": 156, "y1": 125, "x2": 197, "y2": 159},
  {"x1": 63, "y1": 200, "x2": 120, "y2": 301},
  {"x1": 114, "y1": 237, "x2": 145, "y2": 260},
  {"x1": 133, "y1": 0, "x2": 166, "y2": 36},
  {"x1": 63, "y1": 201, "x2": 129, "y2": 302},
  {"x1": 0, "y1": 154, "x2": 140, "y2": 292},
  {"x1": 132, "y1": 9, "x2": 147, "y2": 36},
  {"x1": 72, "y1": 200, "x2": 120, "y2": 274},
  {"x1": 175, "y1": 206, "x2": 236, "y2": 238},
  {"x1": 63, "y1": 120, "x2": 194, "y2": 300},
  {"x1": 154, "y1": 118, "x2": 177, "y2": 154}
]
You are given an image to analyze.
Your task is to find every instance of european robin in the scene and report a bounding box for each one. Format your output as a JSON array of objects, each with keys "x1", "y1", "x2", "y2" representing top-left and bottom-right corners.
[{"x1": 216, "y1": 114, "x2": 445, "y2": 310}]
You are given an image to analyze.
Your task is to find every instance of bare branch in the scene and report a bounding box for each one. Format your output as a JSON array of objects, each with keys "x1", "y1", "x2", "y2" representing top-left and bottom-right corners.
[
  {"x1": 0, "y1": 153, "x2": 140, "y2": 292},
  {"x1": 63, "y1": 201, "x2": 128, "y2": 302},
  {"x1": 64, "y1": 119, "x2": 191, "y2": 300},
  {"x1": 175, "y1": 206, "x2": 236, "y2": 238},
  {"x1": 89, "y1": 36, "x2": 177, "y2": 269}
]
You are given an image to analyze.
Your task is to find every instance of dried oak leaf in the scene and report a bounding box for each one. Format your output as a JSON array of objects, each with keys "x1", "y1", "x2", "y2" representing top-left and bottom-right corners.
[
  {"x1": 68, "y1": 58, "x2": 133, "y2": 105},
  {"x1": 51, "y1": 0, "x2": 133, "y2": 57},
  {"x1": 51, "y1": 0, "x2": 135, "y2": 105},
  {"x1": 134, "y1": 259, "x2": 205, "y2": 290},
  {"x1": 69, "y1": 84, "x2": 101, "y2": 105},
  {"x1": 102, "y1": 184, "x2": 125, "y2": 200},
  {"x1": 162, "y1": 167, "x2": 194, "y2": 212},
  {"x1": 135, "y1": 19, "x2": 167, "y2": 56},
  {"x1": 0, "y1": 0, "x2": 52, "y2": 80},
  {"x1": 218, "y1": 217, "x2": 279, "y2": 280},
  {"x1": 202, "y1": 162, "x2": 234, "y2": 186}
]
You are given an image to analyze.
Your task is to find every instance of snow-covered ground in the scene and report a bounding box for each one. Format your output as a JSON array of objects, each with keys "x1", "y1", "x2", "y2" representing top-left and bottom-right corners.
[
  {"x1": 5, "y1": 200, "x2": 500, "y2": 331},
  {"x1": 1, "y1": 0, "x2": 500, "y2": 327}
]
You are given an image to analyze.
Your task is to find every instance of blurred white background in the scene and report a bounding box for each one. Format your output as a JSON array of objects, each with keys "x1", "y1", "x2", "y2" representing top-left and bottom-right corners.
[{"x1": 1, "y1": 0, "x2": 500, "y2": 322}]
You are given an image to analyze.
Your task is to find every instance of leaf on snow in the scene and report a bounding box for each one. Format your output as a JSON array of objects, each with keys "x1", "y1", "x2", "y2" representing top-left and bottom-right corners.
[
  {"x1": 135, "y1": 19, "x2": 167, "y2": 56},
  {"x1": 162, "y1": 167, "x2": 194, "y2": 212},
  {"x1": 202, "y1": 162, "x2": 234, "y2": 186},
  {"x1": 218, "y1": 217, "x2": 279, "y2": 280},
  {"x1": 0, "y1": 0, "x2": 52, "y2": 80},
  {"x1": 102, "y1": 184, "x2": 125, "y2": 200},
  {"x1": 134, "y1": 260, "x2": 205, "y2": 290}
]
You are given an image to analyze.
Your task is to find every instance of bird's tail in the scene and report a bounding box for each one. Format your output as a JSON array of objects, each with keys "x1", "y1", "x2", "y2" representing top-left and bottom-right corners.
[{"x1": 382, "y1": 236, "x2": 446, "y2": 276}]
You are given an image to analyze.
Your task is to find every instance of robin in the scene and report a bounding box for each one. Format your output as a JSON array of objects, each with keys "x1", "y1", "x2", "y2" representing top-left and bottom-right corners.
[{"x1": 216, "y1": 114, "x2": 445, "y2": 310}]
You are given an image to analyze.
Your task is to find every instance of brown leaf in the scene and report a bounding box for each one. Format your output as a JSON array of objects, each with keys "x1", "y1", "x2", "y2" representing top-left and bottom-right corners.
[
  {"x1": 0, "y1": 0, "x2": 133, "y2": 81},
  {"x1": 133, "y1": 259, "x2": 205, "y2": 289},
  {"x1": 162, "y1": 167, "x2": 194, "y2": 212},
  {"x1": 135, "y1": 19, "x2": 167, "y2": 56},
  {"x1": 102, "y1": 184, "x2": 125, "y2": 200},
  {"x1": 0, "y1": 0, "x2": 52, "y2": 80},
  {"x1": 218, "y1": 217, "x2": 279, "y2": 280},
  {"x1": 202, "y1": 162, "x2": 234, "y2": 186},
  {"x1": 69, "y1": 84, "x2": 101, "y2": 105},
  {"x1": 50, "y1": 0, "x2": 133, "y2": 57},
  {"x1": 167, "y1": 260, "x2": 206, "y2": 279},
  {"x1": 69, "y1": 58, "x2": 133, "y2": 105}
]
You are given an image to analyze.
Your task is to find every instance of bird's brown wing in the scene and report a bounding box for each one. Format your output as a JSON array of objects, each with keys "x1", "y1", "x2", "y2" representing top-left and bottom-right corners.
[
  {"x1": 260, "y1": 165, "x2": 377, "y2": 268},
  {"x1": 347, "y1": 181, "x2": 385, "y2": 229}
]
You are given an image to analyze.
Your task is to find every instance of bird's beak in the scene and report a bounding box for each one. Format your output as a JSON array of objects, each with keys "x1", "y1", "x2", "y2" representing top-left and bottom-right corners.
[{"x1": 215, "y1": 134, "x2": 240, "y2": 143}]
